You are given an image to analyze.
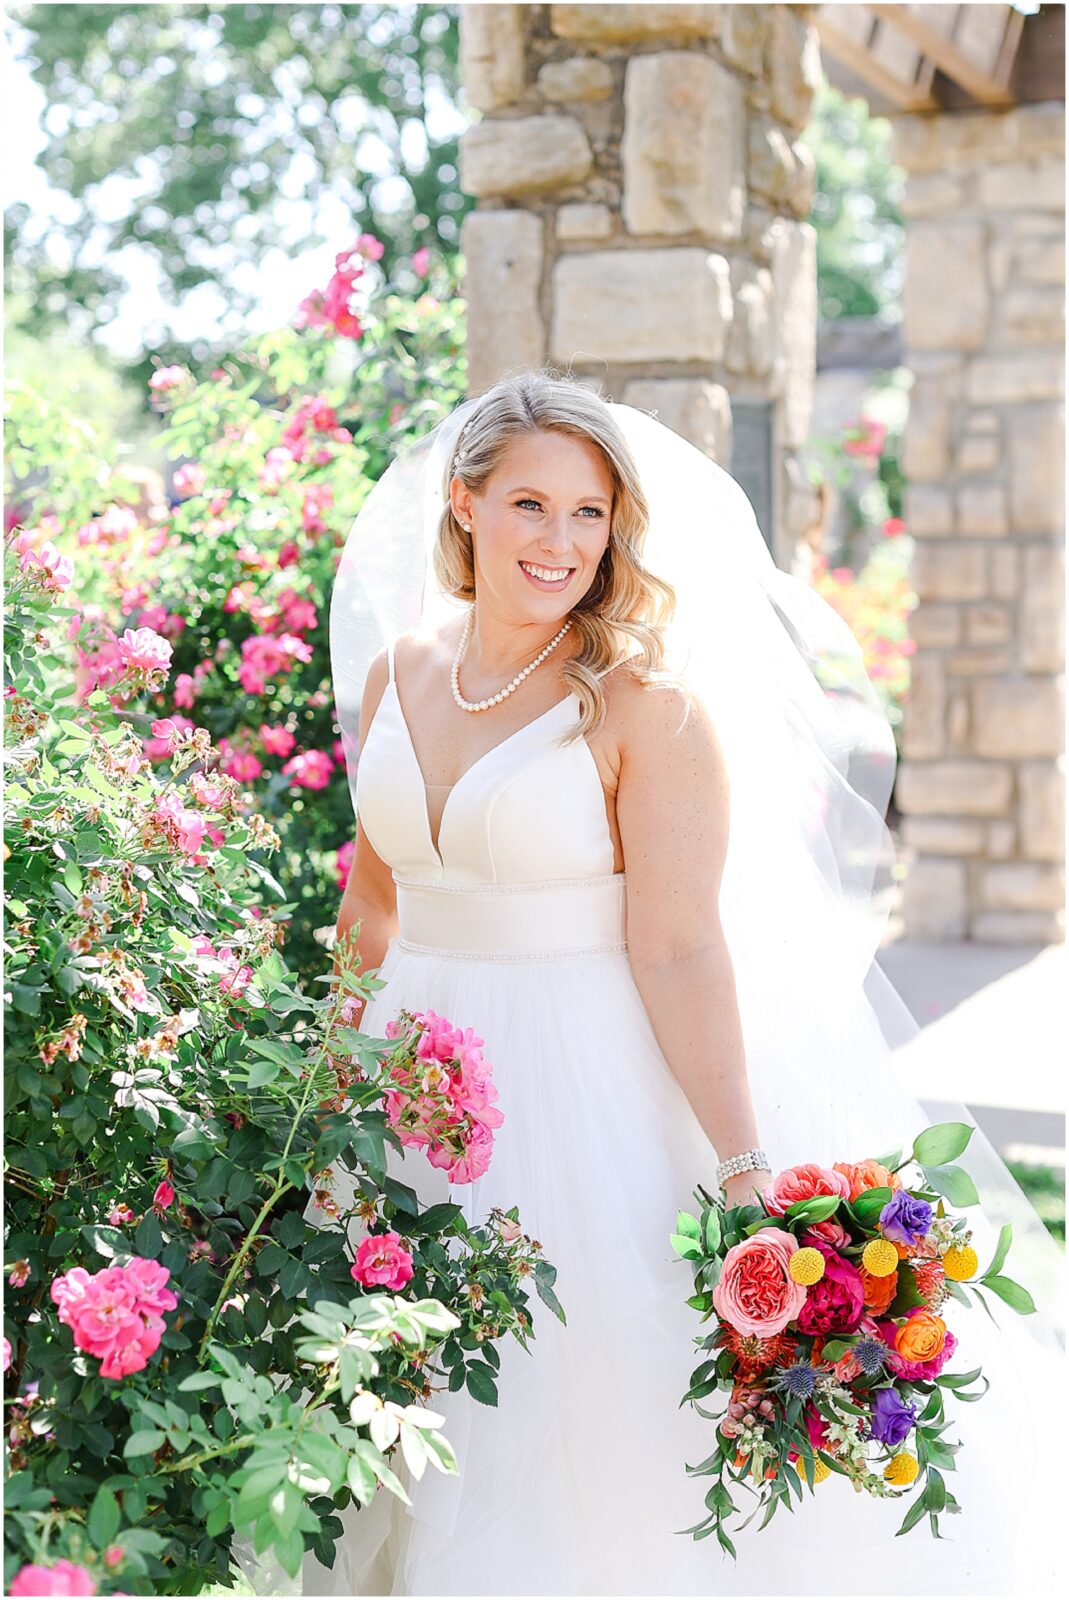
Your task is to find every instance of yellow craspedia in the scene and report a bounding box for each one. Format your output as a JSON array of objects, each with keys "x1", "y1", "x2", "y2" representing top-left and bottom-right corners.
[
  {"x1": 862, "y1": 1238, "x2": 900, "y2": 1277},
  {"x1": 788, "y1": 1247, "x2": 826, "y2": 1285},
  {"x1": 884, "y1": 1451, "x2": 920, "y2": 1486},
  {"x1": 943, "y1": 1244, "x2": 979, "y2": 1281}
]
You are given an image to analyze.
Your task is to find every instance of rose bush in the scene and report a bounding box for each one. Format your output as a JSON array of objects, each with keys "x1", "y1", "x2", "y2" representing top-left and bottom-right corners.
[{"x1": 3, "y1": 423, "x2": 562, "y2": 1592}]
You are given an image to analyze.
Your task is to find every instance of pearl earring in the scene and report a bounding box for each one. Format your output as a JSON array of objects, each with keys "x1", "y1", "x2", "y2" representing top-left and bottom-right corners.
[{"x1": 462, "y1": 521, "x2": 471, "y2": 532}]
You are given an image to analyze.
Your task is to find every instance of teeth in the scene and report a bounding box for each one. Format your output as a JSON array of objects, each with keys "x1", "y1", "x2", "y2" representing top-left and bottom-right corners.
[{"x1": 521, "y1": 561, "x2": 572, "y2": 581}]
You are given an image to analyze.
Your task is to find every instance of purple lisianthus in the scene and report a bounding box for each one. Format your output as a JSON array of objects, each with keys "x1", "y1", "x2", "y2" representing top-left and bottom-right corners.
[
  {"x1": 867, "y1": 1385, "x2": 918, "y2": 1448},
  {"x1": 878, "y1": 1189, "x2": 933, "y2": 1247}
]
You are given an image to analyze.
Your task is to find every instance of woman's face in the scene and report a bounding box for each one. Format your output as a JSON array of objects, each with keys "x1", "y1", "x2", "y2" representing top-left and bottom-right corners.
[{"x1": 450, "y1": 430, "x2": 614, "y2": 617}]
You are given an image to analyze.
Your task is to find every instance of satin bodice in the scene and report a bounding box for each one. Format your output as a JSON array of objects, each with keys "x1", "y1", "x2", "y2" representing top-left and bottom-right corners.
[{"x1": 354, "y1": 637, "x2": 628, "y2": 959}]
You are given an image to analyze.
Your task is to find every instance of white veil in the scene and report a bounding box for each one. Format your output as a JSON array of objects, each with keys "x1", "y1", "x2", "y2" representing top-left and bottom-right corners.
[{"x1": 329, "y1": 382, "x2": 1065, "y2": 1360}]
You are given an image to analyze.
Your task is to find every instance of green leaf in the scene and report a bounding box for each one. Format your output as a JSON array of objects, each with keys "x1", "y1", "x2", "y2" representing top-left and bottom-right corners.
[
  {"x1": 703, "y1": 1208, "x2": 722, "y2": 1254},
  {"x1": 920, "y1": 1164, "x2": 980, "y2": 1208},
  {"x1": 670, "y1": 1232, "x2": 703, "y2": 1260},
  {"x1": 124, "y1": 1429, "x2": 165, "y2": 1459},
  {"x1": 675, "y1": 1211, "x2": 701, "y2": 1241},
  {"x1": 983, "y1": 1222, "x2": 1012, "y2": 1281},
  {"x1": 981, "y1": 1273, "x2": 1035, "y2": 1315},
  {"x1": 88, "y1": 1485, "x2": 120, "y2": 1548},
  {"x1": 465, "y1": 1363, "x2": 499, "y2": 1407},
  {"x1": 912, "y1": 1121, "x2": 974, "y2": 1167},
  {"x1": 247, "y1": 1058, "x2": 280, "y2": 1089}
]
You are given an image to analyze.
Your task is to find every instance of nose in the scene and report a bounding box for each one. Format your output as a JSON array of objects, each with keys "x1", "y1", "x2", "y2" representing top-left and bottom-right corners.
[{"x1": 539, "y1": 515, "x2": 575, "y2": 557}]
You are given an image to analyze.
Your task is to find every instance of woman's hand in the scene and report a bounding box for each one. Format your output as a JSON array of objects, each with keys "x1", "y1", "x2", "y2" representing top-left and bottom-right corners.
[{"x1": 721, "y1": 1167, "x2": 773, "y2": 1212}]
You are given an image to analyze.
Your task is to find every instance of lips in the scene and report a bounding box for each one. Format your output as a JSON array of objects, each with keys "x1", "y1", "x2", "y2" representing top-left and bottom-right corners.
[{"x1": 518, "y1": 560, "x2": 574, "y2": 584}]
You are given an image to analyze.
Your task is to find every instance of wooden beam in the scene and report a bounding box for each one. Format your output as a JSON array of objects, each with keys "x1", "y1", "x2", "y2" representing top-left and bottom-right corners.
[
  {"x1": 868, "y1": 3, "x2": 1019, "y2": 106},
  {"x1": 813, "y1": 8, "x2": 939, "y2": 111}
]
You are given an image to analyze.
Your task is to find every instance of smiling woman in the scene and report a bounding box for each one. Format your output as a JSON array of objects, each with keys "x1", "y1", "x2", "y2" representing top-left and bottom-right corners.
[{"x1": 322, "y1": 368, "x2": 1065, "y2": 1597}]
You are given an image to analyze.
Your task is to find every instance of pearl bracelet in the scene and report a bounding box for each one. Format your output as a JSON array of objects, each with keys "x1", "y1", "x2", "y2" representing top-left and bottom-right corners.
[{"x1": 716, "y1": 1146, "x2": 771, "y2": 1189}]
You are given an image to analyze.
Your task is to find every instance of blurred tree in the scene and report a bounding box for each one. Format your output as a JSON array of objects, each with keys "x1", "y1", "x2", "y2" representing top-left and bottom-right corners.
[
  {"x1": 7, "y1": 2, "x2": 469, "y2": 363},
  {"x1": 801, "y1": 80, "x2": 906, "y2": 323}
]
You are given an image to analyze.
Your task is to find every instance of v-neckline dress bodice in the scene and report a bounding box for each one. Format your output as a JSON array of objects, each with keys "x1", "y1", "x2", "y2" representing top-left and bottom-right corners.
[{"x1": 353, "y1": 635, "x2": 627, "y2": 961}]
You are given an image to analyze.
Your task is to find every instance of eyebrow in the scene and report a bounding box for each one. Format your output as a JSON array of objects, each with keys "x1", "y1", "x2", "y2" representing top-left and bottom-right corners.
[{"x1": 508, "y1": 485, "x2": 612, "y2": 506}]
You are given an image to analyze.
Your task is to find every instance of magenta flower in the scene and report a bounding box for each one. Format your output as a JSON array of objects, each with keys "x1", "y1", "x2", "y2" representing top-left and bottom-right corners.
[
  {"x1": 118, "y1": 626, "x2": 173, "y2": 675},
  {"x1": 260, "y1": 724, "x2": 297, "y2": 758},
  {"x1": 281, "y1": 749, "x2": 333, "y2": 790},
  {"x1": 351, "y1": 1231, "x2": 414, "y2": 1292},
  {"x1": 795, "y1": 1237, "x2": 866, "y2": 1337},
  {"x1": 148, "y1": 364, "x2": 190, "y2": 393},
  {"x1": 172, "y1": 461, "x2": 207, "y2": 499},
  {"x1": 50, "y1": 1257, "x2": 177, "y2": 1380},
  {"x1": 152, "y1": 1180, "x2": 175, "y2": 1215},
  {"x1": 334, "y1": 839, "x2": 355, "y2": 892},
  {"x1": 2, "y1": 1335, "x2": 11, "y2": 1372},
  {"x1": 9, "y1": 1559, "x2": 98, "y2": 1595}
]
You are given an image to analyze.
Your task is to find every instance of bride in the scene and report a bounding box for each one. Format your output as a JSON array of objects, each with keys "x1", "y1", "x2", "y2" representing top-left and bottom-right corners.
[{"x1": 302, "y1": 368, "x2": 1064, "y2": 1596}]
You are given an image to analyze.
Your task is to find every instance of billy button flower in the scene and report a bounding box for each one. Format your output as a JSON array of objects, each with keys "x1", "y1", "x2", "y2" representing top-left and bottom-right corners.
[
  {"x1": 788, "y1": 1247, "x2": 825, "y2": 1285},
  {"x1": 942, "y1": 1242, "x2": 979, "y2": 1281},
  {"x1": 884, "y1": 1450, "x2": 920, "y2": 1486},
  {"x1": 861, "y1": 1238, "x2": 900, "y2": 1277}
]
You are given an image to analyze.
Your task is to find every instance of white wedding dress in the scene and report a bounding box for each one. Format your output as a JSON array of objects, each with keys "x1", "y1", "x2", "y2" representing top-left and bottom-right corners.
[{"x1": 301, "y1": 637, "x2": 1062, "y2": 1598}]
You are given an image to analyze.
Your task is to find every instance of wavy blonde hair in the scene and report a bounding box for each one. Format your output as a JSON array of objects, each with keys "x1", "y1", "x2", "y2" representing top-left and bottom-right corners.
[{"x1": 432, "y1": 365, "x2": 690, "y2": 747}]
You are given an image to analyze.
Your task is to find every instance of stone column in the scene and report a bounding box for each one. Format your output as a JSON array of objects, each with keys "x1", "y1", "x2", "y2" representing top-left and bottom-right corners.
[
  {"x1": 457, "y1": 2, "x2": 822, "y2": 567},
  {"x1": 892, "y1": 103, "x2": 1065, "y2": 943}
]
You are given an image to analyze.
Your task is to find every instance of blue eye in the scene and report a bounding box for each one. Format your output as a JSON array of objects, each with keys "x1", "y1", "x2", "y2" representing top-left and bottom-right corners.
[{"x1": 516, "y1": 498, "x2": 604, "y2": 518}]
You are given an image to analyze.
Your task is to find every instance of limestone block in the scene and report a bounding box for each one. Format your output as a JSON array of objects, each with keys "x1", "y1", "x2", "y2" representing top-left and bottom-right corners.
[
  {"x1": 550, "y1": 248, "x2": 732, "y2": 363},
  {"x1": 904, "y1": 223, "x2": 989, "y2": 351},
  {"x1": 460, "y1": 4, "x2": 526, "y2": 112},
  {"x1": 978, "y1": 862, "x2": 1065, "y2": 912},
  {"x1": 901, "y1": 857, "x2": 967, "y2": 940},
  {"x1": 766, "y1": 6, "x2": 822, "y2": 132},
  {"x1": 979, "y1": 159, "x2": 1065, "y2": 212},
  {"x1": 460, "y1": 114, "x2": 593, "y2": 197},
  {"x1": 971, "y1": 909, "x2": 1065, "y2": 942},
  {"x1": 901, "y1": 656, "x2": 946, "y2": 760},
  {"x1": 1017, "y1": 237, "x2": 1065, "y2": 287},
  {"x1": 1006, "y1": 405, "x2": 1066, "y2": 536},
  {"x1": 898, "y1": 172, "x2": 967, "y2": 218},
  {"x1": 902, "y1": 816, "x2": 985, "y2": 855},
  {"x1": 965, "y1": 354, "x2": 1064, "y2": 404},
  {"x1": 1019, "y1": 759, "x2": 1066, "y2": 861},
  {"x1": 460, "y1": 210, "x2": 545, "y2": 392},
  {"x1": 620, "y1": 378, "x2": 732, "y2": 465},
  {"x1": 1021, "y1": 546, "x2": 1066, "y2": 674},
  {"x1": 748, "y1": 118, "x2": 815, "y2": 218},
  {"x1": 946, "y1": 646, "x2": 1014, "y2": 676},
  {"x1": 537, "y1": 56, "x2": 614, "y2": 102},
  {"x1": 904, "y1": 485, "x2": 954, "y2": 536},
  {"x1": 972, "y1": 677, "x2": 1064, "y2": 759},
  {"x1": 947, "y1": 689, "x2": 970, "y2": 751},
  {"x1": 622, "y1": 53, "x2": 745, "y2": 240},
  {"x1": 719, "y1": 2, "x2": 765, "y2": 75},
  {"x1": 957, "y1": 434, "x2": 1000, "y2": 476},
  {"x1": 956, "y1": 484, "x2": 1009, "y2": 539},
  {"x1": 908, "y1": 604, "x2": 962, "y2": 648},
  {"x1": 989, "y1": 546, "x2": 1019, "y2": 600},
  {"x1": 891, "y1": 103, "x2": 1065, "y2": 176},
  {"x1": 964, "y1": 603, "x2": 1012, "y2": 646},
  {"x1": 986, "y1": 820, "x2": 1017, "y2": 858},
  {"x1": 769, "y1": 218, "x2": 817, "y2": 450},
  {"x1": 911, "y1": 543, "x2": 987, "y2": 602},
  {"x1": 550, "y1": 5, "x2": 721, "y2": 43},
  {"x1": 895, "y1": 759, "x2": 1013, "y2": 816},
  {"x1": 725, "y1": 265, "x2": 773, "y2": 376},
  {"x1": 556, "y1": 203, "x2": 613, "y2": 241},
  {"x1": 1001, "y1": 285, "x2": 1065, "y2": 345},
  {"x1": 901, "y1": 390, "x2": 953, "y2": 482}
]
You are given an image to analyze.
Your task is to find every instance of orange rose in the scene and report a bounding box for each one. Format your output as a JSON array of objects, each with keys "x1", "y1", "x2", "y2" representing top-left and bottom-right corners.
[
  {"x1": 895, "y1": 1309, "x2": 946, "y2": 1364},
  {"x1": 833, "y1": 1159, "x2": 901, "y2": 1202},
  {"x1": 860, "y1": 1267, "x2": 898, "y2": 1315}
]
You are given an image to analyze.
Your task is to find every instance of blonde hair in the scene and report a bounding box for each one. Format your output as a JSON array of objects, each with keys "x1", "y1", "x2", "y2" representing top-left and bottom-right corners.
[{"x1": 432, "y1": 365, "x2": 689, "y2": 746}]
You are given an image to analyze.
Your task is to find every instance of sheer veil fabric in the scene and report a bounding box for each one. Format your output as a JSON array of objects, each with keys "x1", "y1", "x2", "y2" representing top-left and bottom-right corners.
[{"x1": 303, "y1": 390, "x2": 1067, "y2": 1594}]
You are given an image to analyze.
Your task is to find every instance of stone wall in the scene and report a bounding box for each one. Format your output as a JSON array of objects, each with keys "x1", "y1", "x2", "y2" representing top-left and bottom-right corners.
[
  {"x1": 457, "y1": 2, "x2": 822, "y2": 567},
  {"x1": 892, "y1": 103, "x2": 1065, "y2": 942}
]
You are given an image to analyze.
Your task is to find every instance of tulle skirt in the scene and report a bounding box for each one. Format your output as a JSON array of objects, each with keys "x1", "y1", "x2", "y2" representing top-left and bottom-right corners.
[{"x1": 300, "y1": 934, "x2": 1065, "y2": 1598}]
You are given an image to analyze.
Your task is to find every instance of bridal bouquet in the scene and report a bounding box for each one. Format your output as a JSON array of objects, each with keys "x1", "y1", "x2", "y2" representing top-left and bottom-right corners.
[{"x1": 670, "y1": 1120, "x2": 1036, "y2": 1558}]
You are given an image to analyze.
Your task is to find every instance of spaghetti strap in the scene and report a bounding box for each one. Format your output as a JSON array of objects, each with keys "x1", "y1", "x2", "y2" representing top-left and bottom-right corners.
[{"x1": 386, "y1": 637, "x2": 395, "y2": 684}]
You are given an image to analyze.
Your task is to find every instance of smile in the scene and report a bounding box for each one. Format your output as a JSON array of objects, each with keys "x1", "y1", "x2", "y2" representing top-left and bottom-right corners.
[{"x1": 519, "y1": 560, "x2": 575, "y2": 589}]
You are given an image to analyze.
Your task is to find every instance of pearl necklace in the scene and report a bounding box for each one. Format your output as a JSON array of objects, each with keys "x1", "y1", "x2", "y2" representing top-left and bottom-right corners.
[{"x1": 451, "y1": 606, "x2": 574, "y2": 713}]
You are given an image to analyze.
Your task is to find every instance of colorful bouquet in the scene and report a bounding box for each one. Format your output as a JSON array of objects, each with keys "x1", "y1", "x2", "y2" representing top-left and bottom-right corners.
[{"x1": 670, "y1": 1121, "x2": 1035, "y2": 1557}]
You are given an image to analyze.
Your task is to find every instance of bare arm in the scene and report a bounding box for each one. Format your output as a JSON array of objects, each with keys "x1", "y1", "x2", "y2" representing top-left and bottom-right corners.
[
  {"x1": 333, "y1": 646, "x2": 400, "y2": 1017},
  {"x1": 615, "y1": 676, "x2": 771, "y2": 1209}
]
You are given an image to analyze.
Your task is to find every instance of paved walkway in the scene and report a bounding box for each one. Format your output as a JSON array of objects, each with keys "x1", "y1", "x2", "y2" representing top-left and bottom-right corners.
[{"x1": 876, "y1": 933, "x2": 1066, "y2": 1166}]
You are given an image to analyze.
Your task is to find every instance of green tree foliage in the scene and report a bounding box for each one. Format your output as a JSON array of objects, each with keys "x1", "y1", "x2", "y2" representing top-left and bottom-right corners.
[{"x1": 8, "y1": 2, "x2": 469, "y2": 359}]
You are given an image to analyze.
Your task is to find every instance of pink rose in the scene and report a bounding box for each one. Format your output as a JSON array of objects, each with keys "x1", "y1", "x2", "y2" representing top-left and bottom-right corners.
[
  {"x1": 350, "y1": 1231, "x2": 415, "y2": 1292},
  {"x1": 153, "y1": 1180, "x2": 175, "y2": 1215},
  {"x1": 712, "y1": 1227, "x2": 807, "y2": 1337},
  {"x1": 281, "y1": 749, "x2": 334, "y2": 790},
  {"x1": 117, "y1": 627, "x2": 172, "y2": 675},
  {"x1": 762, "y1": 1163, "x2": 851, "y2": 1218},
  {"x1": 2, "y1": 1335, "x2": 11, "y2": 1372},
  {"x1": 9, "y1": 1559, "x2": 98, "y2": 1595}
]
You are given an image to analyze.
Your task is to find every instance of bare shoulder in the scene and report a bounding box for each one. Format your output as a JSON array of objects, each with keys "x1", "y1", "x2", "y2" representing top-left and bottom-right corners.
[
  {"x1": 358, "y1": 644, "x2": 391, "y2": 745},
  {"x1": 606, "y1": 659, "x2": 724, "y2": 774}
]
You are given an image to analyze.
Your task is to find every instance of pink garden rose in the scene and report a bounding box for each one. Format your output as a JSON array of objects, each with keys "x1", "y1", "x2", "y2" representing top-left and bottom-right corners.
[
  {"x1": 350, "y1": 1231, "x2": 414, "y2": 1292},
  {"x1": 260, "y1": 723, "x2": 297, "y2": 758},
  {"x1": 9, "y1": 1559, "x2": 98, "y2": 1595},
  {"x1": 117, "y1": 627, "x2": 172, "y2": 675},
  {"x1": 281, "y1": 749, "x2": 333, "y2": 790},
  {"x1": 152, "y1": 1180, "x2": 175, "y2": 1215},
  {"x1": 50, "y1": 1257, "x2": 177, "y2": 1380},
  {"x1": 761, "y1": 1163, "x2": 851, "y2": 1218},
  {"x1": 334, "y1": 839, "x2": 355, "y2": 892},
  {"x1": 712, "y1": 1227, "x2": 808, "y2": 1338}
]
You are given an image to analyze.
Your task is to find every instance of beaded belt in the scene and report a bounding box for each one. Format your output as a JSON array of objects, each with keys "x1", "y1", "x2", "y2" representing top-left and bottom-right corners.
[{"x1": 392, "y1": 871, "x2": 629, "y2": 961}]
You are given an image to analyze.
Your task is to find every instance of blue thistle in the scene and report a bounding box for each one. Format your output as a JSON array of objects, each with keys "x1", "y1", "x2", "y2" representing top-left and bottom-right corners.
[
  {"x1": 769, "y1": 1358, "x2": 819, "y2": 1401},
  {"x1": 853, "y1": 1337, "x2": 889, "y2": 1376}
]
